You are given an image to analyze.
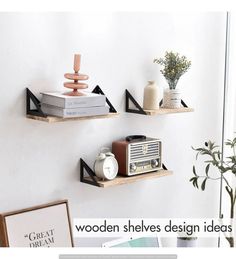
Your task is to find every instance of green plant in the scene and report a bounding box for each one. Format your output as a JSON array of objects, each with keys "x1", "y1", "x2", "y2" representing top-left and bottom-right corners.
[
  {"x1": 154, "y1": 51, "x2": 191, "y2": 89},
  {"x1": 190, "y1": 138, "x2": 236, "y2": 247}
]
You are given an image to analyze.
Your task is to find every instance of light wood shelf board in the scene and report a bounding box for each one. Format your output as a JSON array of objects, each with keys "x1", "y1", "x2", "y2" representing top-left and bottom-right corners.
[
  {"x1": 144, "y1": 107, "x2": 194, "y2": 115},
  {"x1": 26, "y1": 112, "x2": 119, "y2": 123},
  {"x1": 84, "y1": 170, "x2": 173, "y2": 188}
]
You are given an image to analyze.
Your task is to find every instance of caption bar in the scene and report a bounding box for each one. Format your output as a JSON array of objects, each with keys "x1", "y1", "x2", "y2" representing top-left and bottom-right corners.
[{"x1": 73, "y1": 218, "x2": 235, "y2": 238}]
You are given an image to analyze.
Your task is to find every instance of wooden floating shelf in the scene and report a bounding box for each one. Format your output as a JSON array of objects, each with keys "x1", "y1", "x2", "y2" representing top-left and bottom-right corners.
[
  {"x1": 26, "y1": 112, "x2": 119, "y2": 123},
  {"x1": 144, "y1": 107, "x2": 194, "y2": 115},
  {"x1": 125, "y1": 89, "x2": 194, "y2": 116},
  {"x1": 84, "y1": 170, "x2": 173, "y2": 188},
  {"x1": 26, "y1": 86, "x2": 118, "y2": 123}
]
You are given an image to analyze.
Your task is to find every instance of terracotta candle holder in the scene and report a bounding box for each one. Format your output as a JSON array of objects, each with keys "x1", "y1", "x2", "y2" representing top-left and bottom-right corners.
[{"x1": 64, "y1": 54, "x2": 89, "y2": 96}]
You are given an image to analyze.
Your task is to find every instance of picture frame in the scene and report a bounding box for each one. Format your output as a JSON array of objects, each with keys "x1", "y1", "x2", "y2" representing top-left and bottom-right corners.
[{"x1": 0, "y1": 199, "x2": 74, "y2": 247}]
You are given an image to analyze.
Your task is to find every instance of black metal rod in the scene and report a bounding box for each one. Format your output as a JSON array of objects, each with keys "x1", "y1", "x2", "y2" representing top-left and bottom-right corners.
[
  {"x1": 80, "y1": 159, "x2": 100, "y2": 187},
  {"x1": 162, "y1": 163, "x2": 168, "y2": 170},
  {"x1": 92, "y1": 85, "x2": 117, "y2": 113},
  {"x1": 218, "y1": 11, "x2": 230, "y2": 248},
  {"x1": 125, "y1": 89, "x2": 147, "y2": 115},
  {"x1": 26, "y1": 88, "x2": 46, "y2": 117},
  {"x1": 181, "y1": 99, "x2": 188, "y2": 108}
]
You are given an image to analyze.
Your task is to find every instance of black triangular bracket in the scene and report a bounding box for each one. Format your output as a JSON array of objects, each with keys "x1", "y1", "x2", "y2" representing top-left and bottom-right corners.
[
  {"x1": 92, "y1": 85, "x2": 117, "y2": 113},
  {"x1": 26, "y1": 88, "x2": 47, "y2": 117},
  {"x1": 80, "y1": 159, "x2": 100, "y2": 187},
  {"x1": 162, "y1": 163, "x2": 168, "y2": 170},
  {"x1": 125, "y1": 89, "x2": 147, "y2": 115},
  {"x1": 159, "y1": 99, "x2": 189, "y2": 108}
]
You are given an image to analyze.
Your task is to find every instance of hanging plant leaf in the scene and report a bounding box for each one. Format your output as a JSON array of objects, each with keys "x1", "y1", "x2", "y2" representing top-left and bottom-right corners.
[
  {"x1": 189, "y1": 177, "x2": 196, "y2": 182},
  {"x1": 205, "y1": 164, "x2": 210, "y2": 177},
  {"x1": 191, "y1": 136, "x2": 236, "y2": 248},
  {"x1": 193, "y1": 165, "x2": 197, "y2": 176},
  {"x1": 201, "y1": 178, "x2": 207, "y2": 191}
]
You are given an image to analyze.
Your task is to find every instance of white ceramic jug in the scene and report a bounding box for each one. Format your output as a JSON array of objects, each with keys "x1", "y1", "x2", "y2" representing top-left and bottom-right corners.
[{"x1": 143, "y1": 80, "x2": 159, "y2": 110}]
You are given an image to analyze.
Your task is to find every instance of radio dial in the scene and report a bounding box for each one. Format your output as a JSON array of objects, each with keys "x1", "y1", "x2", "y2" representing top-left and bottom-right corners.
[
  {"x1": 151, "y1": 159, "x2": 159, "y2": 168},
  {"x1": 130, "y1": 163, "x2": 137, "y2": 172}
]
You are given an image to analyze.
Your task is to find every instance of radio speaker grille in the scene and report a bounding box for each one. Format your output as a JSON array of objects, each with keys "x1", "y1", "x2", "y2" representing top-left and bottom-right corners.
[{"x1": 130, "y1": 141, "x2": 160, "y2": 161}]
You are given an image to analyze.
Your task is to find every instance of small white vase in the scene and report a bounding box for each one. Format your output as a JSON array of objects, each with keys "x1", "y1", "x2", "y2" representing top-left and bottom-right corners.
[
  {"x1": 177, "y1": 238, "x2": 197, "y2": 247},
  {"x1": 163, "y1": 88, "x2": 181, "y2": 109},
  {"x1": 143, "y1": 80, "x2": 159, "y2": 110}
]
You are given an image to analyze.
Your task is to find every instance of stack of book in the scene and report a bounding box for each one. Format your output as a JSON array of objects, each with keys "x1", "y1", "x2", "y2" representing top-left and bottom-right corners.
[{"x1": 40, "y1": 91, "x2": 109, "y2": 118}]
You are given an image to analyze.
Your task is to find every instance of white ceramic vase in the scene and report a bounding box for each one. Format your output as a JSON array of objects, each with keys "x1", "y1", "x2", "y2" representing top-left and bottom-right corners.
[
  {"x1": 177, "y1": 238, "x2": 197, "y2": 247},
  {"x1": 163, "y1": 88, "x2": 181, "y2": 109},
  {"x1": 143, "y1": 80, "x2": 159, "y2": 110}
]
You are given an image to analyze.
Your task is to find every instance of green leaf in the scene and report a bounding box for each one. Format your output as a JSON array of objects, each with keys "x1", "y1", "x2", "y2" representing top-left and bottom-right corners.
[
  {"x1": 205, "y1": 164, "x2": 210, "y2": 177},
  {"x1": 201, "y1": 178, "x2": 207, "y2": 191},
  {"x1": 189, "y1": 177, "x2": 196, "y2": 182},
  {"x1": 193, "y1": 147, "x2": 204, "y2": 152},
  {"x1": 201, "y1": 150, "x2": 211, "y2": 156},
  {"x1": 204, "y1": 160, "x2": 215, "y2": 163},
  {"x1": 225, "y1": 140, "x2": 232, "y2": 146},
  {"x1": 196, "y1": 152, "x2": 200, "y2": 160}
]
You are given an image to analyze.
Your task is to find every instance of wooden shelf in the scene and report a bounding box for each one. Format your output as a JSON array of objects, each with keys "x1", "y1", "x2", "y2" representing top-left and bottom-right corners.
[
  {"x1": 125, "y1": 89, "x2": 194, "y2": 116},
  {"x1": 83, "y1": 170, "x2": 173, "y2": 188},
  {"x1": 144, "y1": 107, "x2": 194, "y2": 115},
  {"x1": 26, "y1": 112, "x2": 119, "y2": 123},
  {"x1": 26, "y1": 87, "x2": 118, "y2": 123}
]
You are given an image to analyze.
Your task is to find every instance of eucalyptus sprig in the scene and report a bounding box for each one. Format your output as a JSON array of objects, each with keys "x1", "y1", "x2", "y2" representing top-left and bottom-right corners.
[
  {"x1": 154, "y1": 51, "x2": 191, "y2": 89},
  {"x1": 190, "y1": 137, "x2": 236, "y2": 247}
]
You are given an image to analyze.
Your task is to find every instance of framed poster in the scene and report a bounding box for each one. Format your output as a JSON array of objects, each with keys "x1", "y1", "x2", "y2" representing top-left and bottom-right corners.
[{"x1": 0, "y1": 200, "x2": 73, "y2": 247}]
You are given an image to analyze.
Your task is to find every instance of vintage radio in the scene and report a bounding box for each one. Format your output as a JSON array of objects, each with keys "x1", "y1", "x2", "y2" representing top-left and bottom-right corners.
[{"x1": 112, "y1": 135, "x2": 162, "y2": 176}]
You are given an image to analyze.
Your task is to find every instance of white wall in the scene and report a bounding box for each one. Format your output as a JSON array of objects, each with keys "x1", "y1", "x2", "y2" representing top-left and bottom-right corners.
[
  {"x1": 227, "y1": 13, "x2": 236, "y2": 135},
  {"x1": 0, "y1": 12, "x2": 226, "y2": 247}
]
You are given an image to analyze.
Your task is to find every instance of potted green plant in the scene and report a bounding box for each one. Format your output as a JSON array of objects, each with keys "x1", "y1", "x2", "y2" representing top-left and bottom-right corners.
[
  {"x1": 190, "y1": 137, "x2": 236, "y2": 247},
  {"x1": 177, "y1": 236, "x2": 198, "y2": 247},
  {"x1": 154, "y1": 51, "x2": 191, "y2": 108}
]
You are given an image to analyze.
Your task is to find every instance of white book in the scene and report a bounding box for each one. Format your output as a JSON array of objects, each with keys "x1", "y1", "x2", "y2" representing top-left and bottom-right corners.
[
  {"x1": 41, "y1": 91, "x2": 106, "y2": 108},
  {"x1": 41, "y1": 103, "x2": 109, "y2": 118}
]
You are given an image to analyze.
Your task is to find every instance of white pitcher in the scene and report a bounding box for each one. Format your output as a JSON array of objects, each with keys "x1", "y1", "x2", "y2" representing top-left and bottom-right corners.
[{"x1": 143, "y1": 80, "x2": 159, "y2": 110}]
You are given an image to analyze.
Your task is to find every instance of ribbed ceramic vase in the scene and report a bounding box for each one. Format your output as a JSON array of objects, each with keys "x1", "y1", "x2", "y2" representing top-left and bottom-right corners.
[
  {"x1": 163, "y1": 88, "x2": 181, "y2": 109},
  {"x1": 143, "y1": 80, "x2": 159, "y2": 110}
]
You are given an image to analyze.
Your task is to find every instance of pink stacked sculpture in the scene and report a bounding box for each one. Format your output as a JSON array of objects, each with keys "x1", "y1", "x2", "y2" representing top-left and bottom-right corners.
[{"x1": 64, "y1": 54, "x2": 89, "y2": 96}]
